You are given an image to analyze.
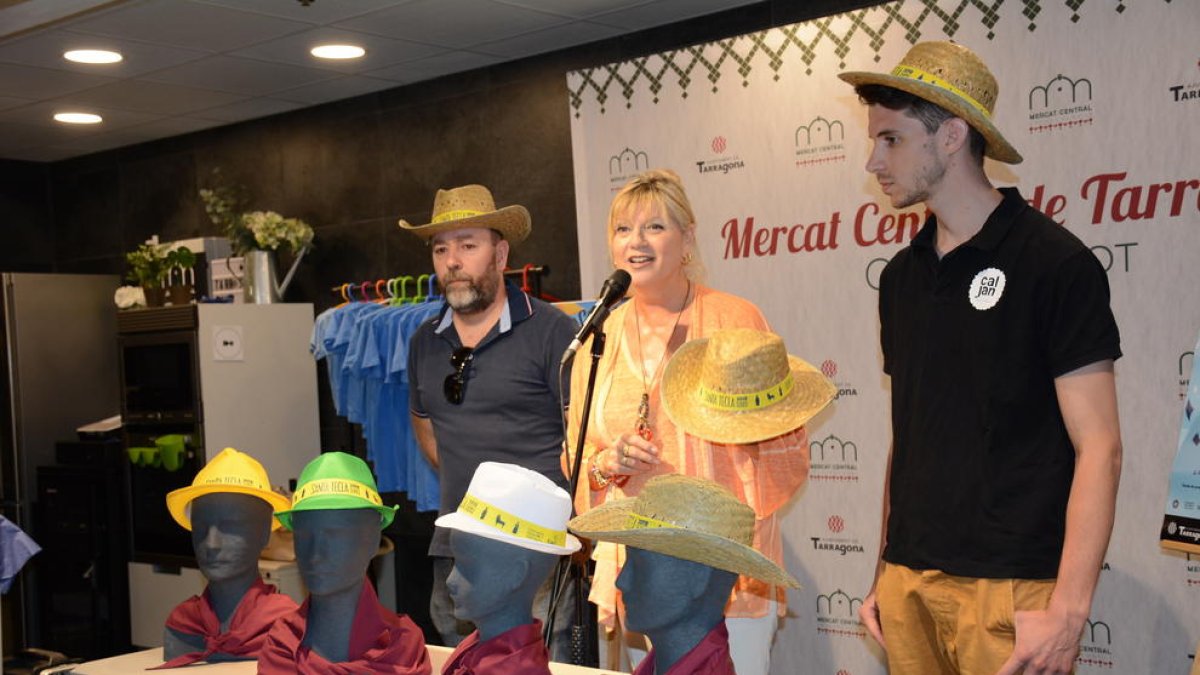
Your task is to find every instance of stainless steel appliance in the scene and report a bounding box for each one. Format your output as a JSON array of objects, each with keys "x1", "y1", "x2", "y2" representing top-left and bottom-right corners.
[{"x1": 0, "y1": 273, "x2": 120, "y2": 650}]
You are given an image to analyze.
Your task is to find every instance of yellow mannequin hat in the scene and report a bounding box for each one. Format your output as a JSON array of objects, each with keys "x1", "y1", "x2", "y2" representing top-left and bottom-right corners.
[{"x1": 166, "y1": 447, "x2": 292, "y2": 531}]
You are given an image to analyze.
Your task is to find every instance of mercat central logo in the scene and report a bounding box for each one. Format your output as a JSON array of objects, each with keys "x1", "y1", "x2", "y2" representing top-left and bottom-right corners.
[
  {"x1": 1029, "y1": 73, "x2": 1093, "y2": 110},
  {"x1": 794, "y1": 115, "x2": 845, "y2": 168},
  {"x1": 608, "y1": 147, "x2": 649, "y2": 176},
  {"x1": 1027, "y1": 73, "x2": 1094, "y2": 134},
  {"x1": 795, "y1": 116, "x2": 844, "y2": 146},
  {"x1": 815, "y1": 589, "x2": 862, "y2": 617}
]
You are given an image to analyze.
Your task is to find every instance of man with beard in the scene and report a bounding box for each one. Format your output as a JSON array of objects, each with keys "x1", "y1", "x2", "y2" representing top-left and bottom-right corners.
[
  {"x1": 841, "y1": 43, "x2": 1122, "y2": 675},
  {"x1": 399, "y1": 184, "x2": 577, "y2": 653}
]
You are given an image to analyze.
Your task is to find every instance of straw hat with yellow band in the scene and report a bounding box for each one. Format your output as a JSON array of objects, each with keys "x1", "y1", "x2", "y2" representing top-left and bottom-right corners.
[
  {"x1": 397, "y1": 184, "x2": 531, "y2": 244},
  {"x1": 435, "y1": 462, "x2": 581, "y2": 556},
  {"x1": 661, "y1": 328, "x2": 835, "y2": 445},
  {"x1": 568, "y1": 474, "x2": 799, "y2": 588},
  {"x1": 274, "y1": 452, "x2": 398, "y2": 531},
  {"x1": 838, "y1": 40, "x2": 1023, "y2": 164},
  {"x1": 166, "y1": 447, "x2": 293, "y2": 531}
]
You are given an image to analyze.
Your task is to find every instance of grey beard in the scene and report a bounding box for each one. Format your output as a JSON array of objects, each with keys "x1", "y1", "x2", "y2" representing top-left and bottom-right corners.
[{"x1": 445, "y1": 277, "x2": 498, "y2": 315}]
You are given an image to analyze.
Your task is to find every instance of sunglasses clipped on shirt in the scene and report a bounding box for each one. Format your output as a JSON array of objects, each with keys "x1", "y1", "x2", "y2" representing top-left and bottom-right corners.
[{"x1": 443, "y1": 347, "x2": 474, "y2": 405}]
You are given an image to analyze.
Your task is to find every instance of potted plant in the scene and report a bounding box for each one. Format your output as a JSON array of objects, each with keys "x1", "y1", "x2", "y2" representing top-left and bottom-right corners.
[
  {"x1": 165, "y1": 246, "x2": 196, "y2": 306},
  {"x1": 200, "y1": 171, "x2": 315, "y2": 303},
  {"x1": 125, "y1": 242, "x2": 169, "y2": 307}
]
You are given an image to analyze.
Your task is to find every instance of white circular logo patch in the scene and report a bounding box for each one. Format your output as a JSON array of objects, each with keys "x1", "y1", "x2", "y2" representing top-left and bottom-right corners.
[{"x1": 968, "y1": 267, "x2": 1006, "y2": 310}]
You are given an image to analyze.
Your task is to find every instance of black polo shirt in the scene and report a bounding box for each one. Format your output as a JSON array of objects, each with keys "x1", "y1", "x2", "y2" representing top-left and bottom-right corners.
[
  {"x1": 879, "y1": 187, "x2": 1121, "y2": 579},
  {"x1": 408, "y1": 281, "x2": 577, "y2": 557}
]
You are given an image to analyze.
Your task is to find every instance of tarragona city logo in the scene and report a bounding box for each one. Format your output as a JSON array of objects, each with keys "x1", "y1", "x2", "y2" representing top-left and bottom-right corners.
[
  {"x1": 820, "y1": 359, "x2": 837, "y2": 378},
  {"x1": 794, "y1": 115, "x2": 845, "y2": 168},
  {"x1": 816, "y1": 359, "x2": 858, "y2": 400},
  {"x1": 811, "y1": 513, "x2": 864, "y2": 556},
  {"x1": 1028, "y1": 72, "x2": 1094, "y2": 134},
  {"x1": 695, "y1": 134, "x2": 745, "y2": 176},
  {"x1": 1168, "y1": 57, "x2": 1200, "y2": 103}
]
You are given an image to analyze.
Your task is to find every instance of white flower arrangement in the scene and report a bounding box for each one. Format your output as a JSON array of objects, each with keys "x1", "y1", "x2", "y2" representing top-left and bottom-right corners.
[{"x1": 240, "y1": 210, "x2": 315, "y2": 255}]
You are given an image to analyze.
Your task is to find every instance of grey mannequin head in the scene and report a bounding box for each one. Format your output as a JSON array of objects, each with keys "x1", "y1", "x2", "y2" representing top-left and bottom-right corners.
[
  {"x1": 292, "y1": 508, "x2": 380, "y2": 597},
  {"x1": 447, "y1": 528, "x2": 558, "y2": 641},
  {"x1": 190, "y1": 492, "x2": 274, "y2": 584},
  {"x1": 162, "y1": 491, "x2": 276, "y2": 662},
  {"x1": 616, "y1": 547, "x2": 737, "y2": 670}
]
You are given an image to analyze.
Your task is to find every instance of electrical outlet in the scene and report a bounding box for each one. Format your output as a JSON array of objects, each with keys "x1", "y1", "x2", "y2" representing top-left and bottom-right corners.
[{"x1": 212, "y1": 325, "x2": 244, "y2": 361}]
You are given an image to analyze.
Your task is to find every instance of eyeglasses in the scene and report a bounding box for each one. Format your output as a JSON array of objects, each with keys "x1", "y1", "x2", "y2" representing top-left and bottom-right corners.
[{"x1": 443, "y1": 347, "x2": 474, "y2": 405}]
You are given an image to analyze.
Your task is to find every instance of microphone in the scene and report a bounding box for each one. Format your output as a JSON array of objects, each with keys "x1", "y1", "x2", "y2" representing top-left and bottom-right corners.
[{"x1": 561, "y1": 270, "x2": 632, "y2": 365}]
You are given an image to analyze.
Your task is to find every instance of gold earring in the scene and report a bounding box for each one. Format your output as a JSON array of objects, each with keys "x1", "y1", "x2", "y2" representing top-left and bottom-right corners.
[{"x1": 682, "y1": 252, "x2": 694, "y2": 265}]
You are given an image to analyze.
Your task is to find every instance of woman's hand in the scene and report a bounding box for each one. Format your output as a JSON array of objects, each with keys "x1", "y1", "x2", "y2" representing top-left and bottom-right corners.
[{"x1": 606, "y1": 433, "x2": 661, "y2": 477}]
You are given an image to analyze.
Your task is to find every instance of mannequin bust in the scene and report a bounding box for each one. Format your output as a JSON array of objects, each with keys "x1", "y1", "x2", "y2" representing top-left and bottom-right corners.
[
  {"x1": 447, "y1": 529, "x2": 558, "y2": 642},
  {"x1": 568, "y1": 475, "x2": 800, "y2": 675},
  {"x1": 158, "y1": 446, "x2": 298, "y2": 670},
  {"x1": 162, "y1": 492, "x2": 274, "y2": 660},
  {"x1": 256, "y1": 451, "x2": 428, "y2": 674},
  {"x1": 617, "y1": 547, "x2": 736, "y2": 674},
  {"x1": 434, "y1": 461, "x2": 580, "y2": 674},
  {"x1": 292, "y1": 507, "x2": 380, "y2": 663}
]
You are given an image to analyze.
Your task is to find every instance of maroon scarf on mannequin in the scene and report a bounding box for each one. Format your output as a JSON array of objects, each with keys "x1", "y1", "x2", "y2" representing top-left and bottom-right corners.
[
  {"x1": 152, "y1": 577, "x2": 297, "y2": 669},
  {"x1": 632, "y1": 621, "x2": 736, "y2": 675},
  {"x1": 257, "y1": 579, "x2": 431, "y2": 675},
  {"x1": 441, "y1": 619, "x2": 551, "y2": 675}
]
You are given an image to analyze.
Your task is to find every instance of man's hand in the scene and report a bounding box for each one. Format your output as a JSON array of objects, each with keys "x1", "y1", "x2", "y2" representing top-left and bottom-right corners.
[
  {"x1": 859, "y1": 588, "x2": 886, "y2": 648},
  {"x1": 995, "y1": 607, "x2": 1083, "y2": 675}
]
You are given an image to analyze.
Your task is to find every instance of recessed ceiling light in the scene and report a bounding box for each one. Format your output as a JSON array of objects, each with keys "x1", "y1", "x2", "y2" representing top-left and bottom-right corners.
[
  {"x1": 310, "y1": 44, "x2": 365, "y2": 60},
  {"x1": 54, "y1": 112, "x2": 103, "y2": 125},
  {"x1": 64, "y1": 49, "x2": 123, "y2": 64}
]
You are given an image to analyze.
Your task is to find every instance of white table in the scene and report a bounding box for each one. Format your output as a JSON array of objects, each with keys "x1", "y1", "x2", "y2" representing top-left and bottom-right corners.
[{"x1": 67, "y1": 646, "x2": 624, "y2": 674}]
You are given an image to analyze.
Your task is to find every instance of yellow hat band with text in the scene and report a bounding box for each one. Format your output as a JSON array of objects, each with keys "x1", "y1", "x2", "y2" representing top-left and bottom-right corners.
[
  {"x1": 459, "y1": 493, "x2": 568, "y2": 548},
  {"x1": 292, "y1": 478, "x2": 383, "y2": 507},
  {"x1": 432, "y1": 208, "x2": 486, "y2": 224},
  {"x1": 891, "y1": 64, "x2": 992, "y2": 118},
  {"x1": 697, "y1": 372, "x2": 794, "y2": 412},
  {"x1": 626, "y1": 512, "x2": 680, "y2": 531}
]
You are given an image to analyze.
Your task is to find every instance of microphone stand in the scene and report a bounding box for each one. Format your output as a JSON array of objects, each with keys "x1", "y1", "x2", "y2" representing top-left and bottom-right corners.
[{"x1": 544, "y1": 328, "x2": 606, "y2": 662}]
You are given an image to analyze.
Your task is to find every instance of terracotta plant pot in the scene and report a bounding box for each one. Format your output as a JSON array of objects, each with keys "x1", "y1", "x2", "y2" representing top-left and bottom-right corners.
[
  {"x1": 143, "y1": 286, "x2": 166, "y2": 307},
  {"x1": 167, "y1": 283, "x2": 194, "y2": 306}
]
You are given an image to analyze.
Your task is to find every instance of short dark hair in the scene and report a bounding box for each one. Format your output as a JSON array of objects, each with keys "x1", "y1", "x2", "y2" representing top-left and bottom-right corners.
[{"x1": 855, "y1": 84, "x2": 986, "y2": 164}]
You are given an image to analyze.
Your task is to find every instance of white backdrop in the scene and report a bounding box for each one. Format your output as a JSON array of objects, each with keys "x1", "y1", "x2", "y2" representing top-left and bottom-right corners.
[{"x1": 568, "y1": 1, "x2": 1200, "y2": 673}]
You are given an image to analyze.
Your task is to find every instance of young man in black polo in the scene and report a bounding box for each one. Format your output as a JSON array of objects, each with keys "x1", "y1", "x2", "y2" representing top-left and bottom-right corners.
[{"x1": 840, "y1": 42, "x2": 1122, "y2": 675}]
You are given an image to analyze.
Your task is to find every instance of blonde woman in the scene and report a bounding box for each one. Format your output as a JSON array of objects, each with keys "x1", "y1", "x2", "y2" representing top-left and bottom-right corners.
[{"x1": 564, "y1": 169, "x2": 810, "y2": 675}]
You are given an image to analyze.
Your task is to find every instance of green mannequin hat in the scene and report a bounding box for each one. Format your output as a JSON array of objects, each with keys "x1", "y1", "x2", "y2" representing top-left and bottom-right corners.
[{"x1": 275, "y1": 452, "x2": 397, "y2": 530}]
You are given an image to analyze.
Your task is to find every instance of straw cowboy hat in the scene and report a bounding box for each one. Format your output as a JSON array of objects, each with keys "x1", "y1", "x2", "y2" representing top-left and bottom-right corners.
[
  {"x1": 568, "y1": 474, "x2": 799, "y2": 588},
  {"x1": 661, "y1": 328, "x2": 835, "y2": 445},
  {"x1": 436, "y1": 462, "x2": 581, "y2": 555},
  {"x1": 275, "y1": 452, "x2": 398, "y2": 530},
  {"x1": 166, "y1": 447, "x2": 293, "y2": 531},
  {"x1": 838, "y1": 40, "x2": 1023, "y2": 164},
  {"x1": 398, "y1": 184, "x2": 531, "y2": 243}
]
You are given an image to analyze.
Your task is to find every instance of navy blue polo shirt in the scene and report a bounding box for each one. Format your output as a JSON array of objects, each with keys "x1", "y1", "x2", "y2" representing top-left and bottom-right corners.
[
  {"x1": 879, "y1": 187, "x2": 1121, "y2": 579},
  {"x1": 408, "y1": 281, "x2": 577, "y2": 557}
]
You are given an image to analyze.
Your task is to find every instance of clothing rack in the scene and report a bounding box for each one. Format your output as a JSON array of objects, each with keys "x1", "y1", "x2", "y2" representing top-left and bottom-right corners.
[
  {"x1": 503, "y1": 264, "x2": 553, "y2": 300},
  {"x1": 329, "y1": 264, "x2": 555, "y2": 302},
  {"x1": 329, "y1": 273, "x2": 439, "y2": 304}
]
